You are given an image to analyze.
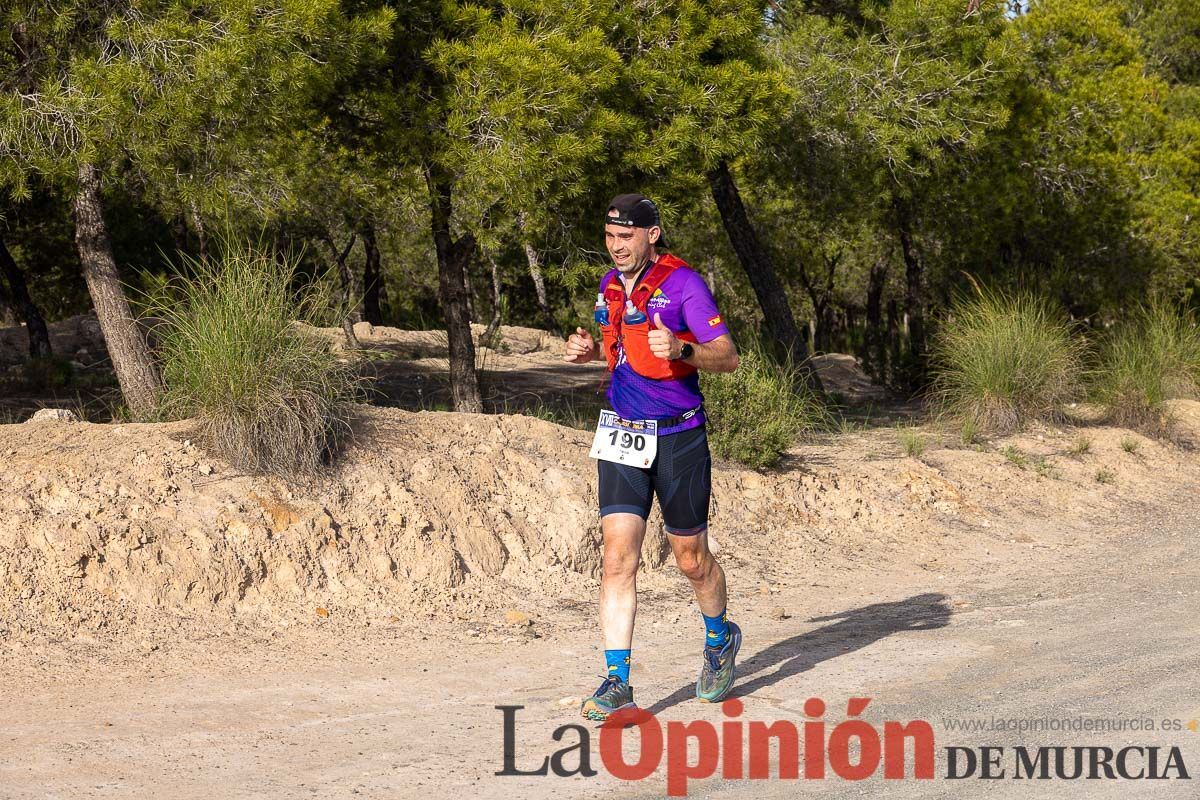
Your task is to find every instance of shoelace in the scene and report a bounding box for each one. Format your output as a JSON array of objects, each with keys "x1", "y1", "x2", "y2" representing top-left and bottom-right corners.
[
  {"x1": 704, "y1": 646, "x2": 723, "y2": 672},
  {"x1": 595, "y1": 675, "x2": 622, "y2": 696}
]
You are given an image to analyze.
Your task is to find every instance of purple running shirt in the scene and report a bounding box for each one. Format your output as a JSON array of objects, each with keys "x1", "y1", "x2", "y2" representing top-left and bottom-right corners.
[{"x1": 599, "y1": 260, "x2": 731, "y2": 435}]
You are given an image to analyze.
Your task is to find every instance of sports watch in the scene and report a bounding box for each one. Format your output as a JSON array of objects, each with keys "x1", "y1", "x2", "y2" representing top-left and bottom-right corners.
[{"x1": 675, "y1": 342, "x2": 694, "y2": 361}]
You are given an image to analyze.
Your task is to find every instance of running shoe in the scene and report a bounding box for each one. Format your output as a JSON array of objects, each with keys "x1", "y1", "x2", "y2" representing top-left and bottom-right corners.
[
  {"x1": 696, "y1": 620, "x2": 742, "y2": 703},
  {"x1": 580, "y1": 676, "x2": 636, "y2": 721}
]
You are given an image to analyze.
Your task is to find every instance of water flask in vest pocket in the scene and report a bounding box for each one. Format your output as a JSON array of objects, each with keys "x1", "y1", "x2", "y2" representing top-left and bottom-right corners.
[
  {"x1": 623, "y1": 299, "x2": 647, "y2": 325},
  {"x1": 593, "y1": 293, "x2": 609, "y2": 326}
]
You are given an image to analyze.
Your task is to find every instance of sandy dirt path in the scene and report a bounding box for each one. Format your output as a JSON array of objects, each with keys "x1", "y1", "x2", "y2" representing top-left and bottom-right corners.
[{"x1": 2, "y1": 484, "x2": 1198, "y2": 800}]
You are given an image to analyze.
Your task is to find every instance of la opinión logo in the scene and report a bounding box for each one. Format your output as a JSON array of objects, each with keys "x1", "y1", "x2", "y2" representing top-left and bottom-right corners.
[
  {"x1": 497, "y1": 700, "x2": 1194, "y2": 795},
  {"x1": 497, "y1": 697, "x2": 935, "y2": 796}
]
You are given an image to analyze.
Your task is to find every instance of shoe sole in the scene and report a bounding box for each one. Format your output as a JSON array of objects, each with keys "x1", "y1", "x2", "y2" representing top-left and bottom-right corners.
[
  {"x1": 697, "y1": 625, "x2": 742, "y2": 703},
  {"x1": 581, "y1": 700, "x2": 637, "y2": 722}
]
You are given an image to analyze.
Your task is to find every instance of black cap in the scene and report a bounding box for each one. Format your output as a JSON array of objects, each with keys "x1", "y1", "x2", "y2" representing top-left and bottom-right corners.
[{"x1": 606, "y1": 193, "x2": 669, "y2": 249}]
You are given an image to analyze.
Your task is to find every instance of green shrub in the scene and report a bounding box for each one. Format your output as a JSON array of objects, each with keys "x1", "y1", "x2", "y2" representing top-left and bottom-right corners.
[
  {"x1": 931, "y1": 288, "x2": 1083, "y2": 434},
  {"x1": 1091, "y1": 301, "x2": 1200, "y2": 433},
  {"x1": 146, "y1": 245, "x2": 362, "y2": 476},
  {"x1": 701, "y1": 348, "x2": 825, "y2": 469}
]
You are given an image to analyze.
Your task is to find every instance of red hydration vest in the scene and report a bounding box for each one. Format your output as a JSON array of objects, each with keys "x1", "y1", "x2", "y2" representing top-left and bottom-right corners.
[{"x1": 599, "y1": 254, "x2": 699, "y2": 381}]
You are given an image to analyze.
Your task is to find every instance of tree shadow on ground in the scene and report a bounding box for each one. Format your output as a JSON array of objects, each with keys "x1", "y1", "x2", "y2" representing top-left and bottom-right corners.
[{"x1": 644, "y1": 593, "x2": 951, "y2": 716}]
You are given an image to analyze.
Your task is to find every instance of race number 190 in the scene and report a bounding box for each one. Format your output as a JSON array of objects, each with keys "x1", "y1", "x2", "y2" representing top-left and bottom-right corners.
[
  {"x1": 590, "y1": 411, "x2": 658, "y2": 467},
  {"x1": 608, "y1": 429, "x2": 647, "y2": 451}
]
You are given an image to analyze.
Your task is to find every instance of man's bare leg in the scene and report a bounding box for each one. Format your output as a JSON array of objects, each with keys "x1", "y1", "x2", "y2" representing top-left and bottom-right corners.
[
  {"x1": 667, "y1": 530, "x2": 727, "y2": 617},
  {"x1": 669, "y1": 528, "x2": 740, "y2": 702},
  {"x1": 599, "y1": 512, "x2": 648, "y2": 651},
  {"x1": 582, "y1": 512, "x2": 646, "y2": 720}
]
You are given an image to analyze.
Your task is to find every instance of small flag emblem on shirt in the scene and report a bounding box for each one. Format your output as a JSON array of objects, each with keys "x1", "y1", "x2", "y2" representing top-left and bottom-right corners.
[{"x1": 708, "y1": 315, "x2": 722, "y2": 327}]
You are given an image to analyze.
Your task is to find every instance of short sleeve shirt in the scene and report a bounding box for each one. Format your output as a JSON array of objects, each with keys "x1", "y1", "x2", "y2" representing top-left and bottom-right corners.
[{"x1": 601, "y1": 259, "x2": 731, "y2": 435}]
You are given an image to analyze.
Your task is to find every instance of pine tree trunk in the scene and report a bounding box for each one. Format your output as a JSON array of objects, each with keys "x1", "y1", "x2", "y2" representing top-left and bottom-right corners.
[
  {"x1": 0, "y1": 237, "x2": 52, "y2": 358},
  {"x1": 361, "y1": 221, "x2": 383, "y2": 325},
  {"x1": 321, "y1": 233, "x2": 360, "y2": 349},
  {"x1": 707, "y1": 160, "x2": 821, "y2": 391},
  {"x1": 0, "y1": 272, "x2": 17, "y2": 326},
  {"x1": 523, "y1": 240, "x2": 560, "y2": 337},
  {"x1": 425, "y1": 163, "x2": 482, "y2": 412},
  {"x1": 798, "y1": 255, "x2": 838, "y2": 355},
  {"x1": 815, "y1": 302, "x2": 834, "y2": 353},
  {"x1": 189, "y1": 201, "x2": 209, "y2": 265},
  {"x1": 483, "y1": 255, "x2": 503, "y2": 345},
  {"x1": 461, "y1": 251, "x2": 475, "y2": 323},
  {"x1": 172, "y1": 214, "x2": 188, "y2": 256},
  {"x1": 73, "y1": 163, "x2": 162, "y2": 417},
  {"x1": 864, "y1": 253, "x2": 889, "y2": 381},
  {"x1": 516, "y1": 215, "x2": 560, "y2": 337},
  {"x1": 886, "y1": 296, "x2": 901, "y2": 372},
  {"x1": 838, "y1": 307, "x2": 853, "y2": 353},
  {"x1": 894, "y1": 198, "x2": 927, "y2": 381}
]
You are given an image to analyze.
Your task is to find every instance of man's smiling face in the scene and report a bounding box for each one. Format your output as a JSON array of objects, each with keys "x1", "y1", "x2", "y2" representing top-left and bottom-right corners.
[{"x1": 604, "y1": 217, "x2": 660, "y2": 275}]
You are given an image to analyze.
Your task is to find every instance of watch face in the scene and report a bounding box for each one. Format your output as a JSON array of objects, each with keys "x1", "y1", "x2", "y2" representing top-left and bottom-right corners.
[{"x1": 681, "y1": 343, "x2": 694, "y2": 359}]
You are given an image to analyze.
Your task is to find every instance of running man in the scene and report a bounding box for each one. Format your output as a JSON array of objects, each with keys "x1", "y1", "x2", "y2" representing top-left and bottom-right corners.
[{"x1": 564, "y1": 193, "x2": 741, "y2": 721}]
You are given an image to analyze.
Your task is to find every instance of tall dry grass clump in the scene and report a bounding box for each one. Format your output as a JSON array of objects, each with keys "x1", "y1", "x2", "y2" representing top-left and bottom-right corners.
[
  {"x1": 931, "y1": 288, "x2": 1083, "y2": 434},
  {"x1": 148, "y1": 246, "x2": 362, "y2": 476},
  {"x1": 1091, "y1": 301, "x2": 1200, "y2": 433},
  {"x1": 701, "y1": 347, "x2": 825, "y2": 469}
]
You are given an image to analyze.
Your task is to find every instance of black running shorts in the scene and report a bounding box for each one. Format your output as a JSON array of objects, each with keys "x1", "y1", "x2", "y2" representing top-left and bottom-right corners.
[{"x1": 598, "y1": 424, "x2": 712, "y2": 535}]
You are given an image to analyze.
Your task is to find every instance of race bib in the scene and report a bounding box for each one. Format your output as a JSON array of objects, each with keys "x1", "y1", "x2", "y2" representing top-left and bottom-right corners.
[{"x1": 589, "y1": 410, "x2": 658, "y2": 467}]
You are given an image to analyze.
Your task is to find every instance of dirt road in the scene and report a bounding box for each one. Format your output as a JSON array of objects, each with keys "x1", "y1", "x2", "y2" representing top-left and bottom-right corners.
[{"x1": 2, "y1": 478, "x2": 1197, "y2": 799}]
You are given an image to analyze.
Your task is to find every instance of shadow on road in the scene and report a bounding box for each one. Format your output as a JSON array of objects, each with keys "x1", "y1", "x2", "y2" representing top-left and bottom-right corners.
[{"x1": 644, "y1": 592, "x2": 951, "y2": 715}]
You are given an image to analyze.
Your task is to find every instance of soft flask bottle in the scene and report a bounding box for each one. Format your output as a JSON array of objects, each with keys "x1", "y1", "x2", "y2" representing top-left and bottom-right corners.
[{"x1": 623, "y1": 299, "x2": 647, "y2": 325}]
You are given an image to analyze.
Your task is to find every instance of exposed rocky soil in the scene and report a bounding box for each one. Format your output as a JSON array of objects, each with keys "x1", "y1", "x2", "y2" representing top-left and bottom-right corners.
[
  {"x1": 4, "y1": 319, "x2": 1198, "y2": 649},
  {"x1": 3, "y1": 380, "x2": 1197, "y2": 647}
]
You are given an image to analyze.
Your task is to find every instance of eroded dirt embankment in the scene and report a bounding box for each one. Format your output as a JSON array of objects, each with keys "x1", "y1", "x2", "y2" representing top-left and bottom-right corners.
[{"x1": 2, "y1": 401, "x2": 1198, "y2": 643}]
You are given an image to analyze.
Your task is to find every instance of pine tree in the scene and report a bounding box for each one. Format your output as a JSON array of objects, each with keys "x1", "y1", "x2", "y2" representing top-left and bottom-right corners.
[
  {"x1": 602, "y1": 0, "x2": 816, "y2": 372},
  {"x1": 0, "y1": 1, "x2": 384, "y2": 416}
]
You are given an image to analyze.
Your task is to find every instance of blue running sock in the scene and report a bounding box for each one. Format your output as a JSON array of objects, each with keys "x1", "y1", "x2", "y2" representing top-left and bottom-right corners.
[
  {"x1": 703, "y1": 609, "x2": 730, "y2": 649},
  {"x1": 605, "y1": 649, "x2": 631, "y2": 683}
]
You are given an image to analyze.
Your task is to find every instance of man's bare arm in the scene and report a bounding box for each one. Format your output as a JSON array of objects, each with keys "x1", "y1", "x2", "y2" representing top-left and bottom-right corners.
[{"x1": 682, "y1": 334, "x2": 738, "y2": 373}]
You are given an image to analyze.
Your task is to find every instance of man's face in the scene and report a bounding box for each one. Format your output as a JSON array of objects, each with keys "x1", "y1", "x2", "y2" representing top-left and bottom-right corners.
[{"x1": 605, "y1": 218, "x2": 660, "y2": 275}]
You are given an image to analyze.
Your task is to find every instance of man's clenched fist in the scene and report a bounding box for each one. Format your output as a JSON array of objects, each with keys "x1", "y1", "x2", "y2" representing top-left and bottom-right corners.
[{"x1": 564, "y1": 327, "x2": 597, "y2": 363}]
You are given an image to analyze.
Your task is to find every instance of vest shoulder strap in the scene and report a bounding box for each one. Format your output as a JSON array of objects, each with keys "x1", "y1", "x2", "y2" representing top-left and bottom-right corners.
[{"x1": 630, "y1": 254, "x2": 691, "y2": 310}]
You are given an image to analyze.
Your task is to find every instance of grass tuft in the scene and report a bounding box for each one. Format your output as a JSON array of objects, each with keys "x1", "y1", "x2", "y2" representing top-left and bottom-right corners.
[
  {"x1": 1095, "y1": 468, "x2": 1116, "y2": 484},
  {"x1": 931, "y1": 288, "x2": 1083, "y2": 435},
  {"x1": 1091, "y1": 301, "x2": 1200, "y2": 434},
  {"x1": 1120, "y1": 436, "x2": 1140, "y2": 453},
  {"x1": 1003, "y1": 446, "x2": 1029, "y2": 469},
  {"x1": 701, "y1": 348, "x2": 825, "y2": 469},
  {"x1": 898, "y1": 427, "x2": 926, "y2": 458},
  {"x1": 145, "y1": 244, "x2": 363, "y2": 476},
  {"x1": 959, "y1": 417, "x2": 979, "y2": 445},
  {"x1": 1069, "y1": 436, "x2": 1092, "y2": 455}
]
